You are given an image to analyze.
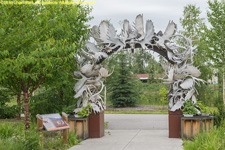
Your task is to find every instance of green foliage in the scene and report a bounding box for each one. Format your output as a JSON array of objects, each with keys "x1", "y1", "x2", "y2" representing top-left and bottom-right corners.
[
  {"x1": 108, "y1": 51, "x2": 140, "y2": 107},
  {"x1": 0, "y1": 4, "x2": 91, "y2": 89},
  {"x1": 182, "y1": 100, "x2": 198, "y2": 115},
  {"x1": 0, "y1": 105, "x2": 18, "y2": 119},
  {"x1": 197, "y1": 100, "x2": 210, "y2": 114},
  {"x1": 159, "y1": 87, "x2": 168, "y2": 106},
  {"x1": 183, "y1": 120, "x2": 225, "y2": 150},
  {"x1": 29, "y1": 84, "x2": 77, "y2": 119},
  {"x1": 205, "y1": 0, "x2": 225, "y2": 118},
  {"x1": 138, "y1": 83, "x2": 167, "y2": 105},
  {"x1": 0, "y1": 87, "x2": 12, "y2": 105},
  {"x1": 63, "y1": 105, "x2": 76, "y2": 114},
  {"x1": 0, "y1": 122, "x2": 41, "y2": 150},
  {"x1": 206, "y1": 0, "x2": 225, "y2": 69},
  {"x1": 68, "y1": 131, "x2": 82, "y2": 146},
  {"x1": 0, "y1": 121, "x2": 81, "y2": 150},
  {"x1": 131, "y1": 49, "x2": 164, "y2": 82},
  {"x1": 0, "y1": 3, "x2": 92, "y2": 128},
  {"x1": 180, "y1": 4, "x2": 214, "y2": 107},
  {"x1": 197, "y1": 84, "x2": 218, "y2": 106},
  {"x1": 77, "y1": 104, "x2": 92, "y2": 117}
]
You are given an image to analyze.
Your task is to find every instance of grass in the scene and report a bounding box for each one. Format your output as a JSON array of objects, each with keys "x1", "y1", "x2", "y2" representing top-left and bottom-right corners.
[
  {"x1": 105, "y1": 110, "x2": 168, "y2": 114},
  {"x1": 0, "y1": 121, "x2": 81, "y2": 150},
  {"x1": 183, "y1": 120, "x2": 225, "y2": 150}
]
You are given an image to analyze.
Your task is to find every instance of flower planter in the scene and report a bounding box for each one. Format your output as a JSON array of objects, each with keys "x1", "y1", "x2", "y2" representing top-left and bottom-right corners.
[
  {"x1": 68, "y1": 115, "x2": 89, "y2": 140},
  {"x1": 181, "y1": 115, "x2": 214, "y2": 139}
]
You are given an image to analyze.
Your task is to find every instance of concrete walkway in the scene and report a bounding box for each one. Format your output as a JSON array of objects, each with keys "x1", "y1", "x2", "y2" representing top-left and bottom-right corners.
[{"x1": 69, "y1": 114, "x2": 183, "y2": 150}]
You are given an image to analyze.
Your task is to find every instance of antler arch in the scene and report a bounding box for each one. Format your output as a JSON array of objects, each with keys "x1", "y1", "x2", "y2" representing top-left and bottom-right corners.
[{"x1": 74, "y1": 14, "x2": 205, "y2": 114}]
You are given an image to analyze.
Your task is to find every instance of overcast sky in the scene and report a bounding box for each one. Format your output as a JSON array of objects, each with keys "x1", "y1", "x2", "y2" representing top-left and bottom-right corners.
[{"x1": 88, "y1": 0, "x2": 210, "y2": 32}]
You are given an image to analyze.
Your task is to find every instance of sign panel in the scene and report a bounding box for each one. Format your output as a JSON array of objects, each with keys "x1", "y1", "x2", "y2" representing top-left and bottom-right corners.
[{"x1": 39, "y1": 113, "x2": 69, "y2": 131}]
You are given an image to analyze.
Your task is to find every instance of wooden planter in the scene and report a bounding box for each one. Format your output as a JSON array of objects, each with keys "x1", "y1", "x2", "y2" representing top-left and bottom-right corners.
[
  {"x1": 68, "y1": 115, "x2": 89, "y2": 140},
  {"x1": 181, "y1": 115, "x2": 214, "y2": 139}
]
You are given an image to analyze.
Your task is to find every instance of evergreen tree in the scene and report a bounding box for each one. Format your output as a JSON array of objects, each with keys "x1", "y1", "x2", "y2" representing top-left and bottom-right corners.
[{"x1": 109, "y1": 51, "x2": 139, "y2": 107}]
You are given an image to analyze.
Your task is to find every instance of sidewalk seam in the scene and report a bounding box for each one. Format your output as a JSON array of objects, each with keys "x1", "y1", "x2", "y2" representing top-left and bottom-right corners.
[{"x1": 122, "y1": 129, "x2": 141, "y2": 150}]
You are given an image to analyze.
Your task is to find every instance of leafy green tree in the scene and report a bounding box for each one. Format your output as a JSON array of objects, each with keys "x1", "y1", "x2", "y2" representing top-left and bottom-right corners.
[
  {"x1": 205, "y1": 0, "x2": 225, "y2": 125},
  {"x1": 206, "y1": 0, "x2": 225, "y2": 105},
  {"x1": 0, "y1": 4, "x2": 91, "y2": 129},
  {"x1": 180, "y1": 4, "x2": 214, "y2": 105},
  {"x1": 30, "y1": 59, "x2": 79, "y2": 118},
  {"x1": 109, "y1": 51, "x2": 139, "y2": 107}
]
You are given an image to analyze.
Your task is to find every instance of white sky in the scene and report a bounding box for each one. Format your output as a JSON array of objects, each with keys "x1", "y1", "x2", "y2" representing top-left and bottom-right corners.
[{"x1": 88, "y1": 0, "x2": 209, "y2": 32}]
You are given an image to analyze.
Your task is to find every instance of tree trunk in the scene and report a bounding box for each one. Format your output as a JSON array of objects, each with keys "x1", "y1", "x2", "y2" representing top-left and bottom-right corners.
[
  {"x1": 17, "y1": 94, "x2": 21, "y2": 120},
  {"x1": 24, "y1": 91, "x2": 30, "y2": 129}
]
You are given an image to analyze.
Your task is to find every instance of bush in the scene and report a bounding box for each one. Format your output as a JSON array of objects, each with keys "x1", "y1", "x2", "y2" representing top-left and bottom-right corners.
[
  {"x1": 30, "y1": 86, "x2": 77, "y2": 118},
  {"x1": 0, "y1": 105, "x2": 18, "y2": 119}
]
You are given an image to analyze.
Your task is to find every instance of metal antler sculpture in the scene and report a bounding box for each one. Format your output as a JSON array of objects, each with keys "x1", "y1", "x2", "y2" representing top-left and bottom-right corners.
[{"x1": 74, "y1": 14, "x2": 205, "y2": 114}]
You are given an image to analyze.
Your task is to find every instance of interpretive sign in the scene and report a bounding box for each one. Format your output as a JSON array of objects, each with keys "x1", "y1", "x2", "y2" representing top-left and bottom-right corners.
[{"x1": 39, "y1": 113, "x2": 69, "y2": 131}]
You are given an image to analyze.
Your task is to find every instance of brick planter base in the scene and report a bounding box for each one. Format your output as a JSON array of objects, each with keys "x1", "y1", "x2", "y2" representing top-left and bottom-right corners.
[
  {"x1": 88, "y1": 111, "x2": 104, "y2": 138},
  {"x1": 168, "y1": 110, "x2": 183, "y2": 138}
]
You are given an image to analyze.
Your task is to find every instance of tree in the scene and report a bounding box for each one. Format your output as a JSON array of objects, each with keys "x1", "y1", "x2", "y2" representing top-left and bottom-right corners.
[
  {"x1": 180, "y1": 4, "x2": 214, "y2": 105},
  {"x1": 109, "y1": 51, "x2": 139, "y2": 107},
  {"x1": 206, "y1": 0, "x2": 225, "y2": 105},
  {"x1": 0, "y1": 4, "x2": 91, "y2": 129}
]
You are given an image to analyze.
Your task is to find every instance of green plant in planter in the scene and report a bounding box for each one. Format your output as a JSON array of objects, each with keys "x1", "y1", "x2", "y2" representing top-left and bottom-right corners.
[
  {"x1": 182, "y1": 100, "x2": 198, "y2": 115},
  {"x1": 77, "y1": 104, "x2": 92, "y2": 117},
  {"x1": 197, "y1": 100, "x2": 209, "y2": 114}
]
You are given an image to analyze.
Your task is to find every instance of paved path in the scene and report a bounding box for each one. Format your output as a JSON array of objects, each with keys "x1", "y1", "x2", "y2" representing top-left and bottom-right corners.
[{"x1": 69, "y1": 114, "x2": 183, "y2": 150}]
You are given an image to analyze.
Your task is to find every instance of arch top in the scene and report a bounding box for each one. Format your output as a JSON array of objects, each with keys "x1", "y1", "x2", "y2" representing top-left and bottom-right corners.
[{"x1": 78, "y1": 14, "x2": 194, "y2": 65}]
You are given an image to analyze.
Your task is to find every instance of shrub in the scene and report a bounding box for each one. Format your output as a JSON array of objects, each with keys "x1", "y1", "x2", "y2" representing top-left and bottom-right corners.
[
  {"x1": 0, "y1": 105, "x2": 18, "y2": 119},
  {"x1": 30, "y1": 86, "x2": 77, "y2": 118}
]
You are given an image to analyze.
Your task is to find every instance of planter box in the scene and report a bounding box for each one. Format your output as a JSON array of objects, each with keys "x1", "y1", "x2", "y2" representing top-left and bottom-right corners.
[
  {"x1": 181, "y1": 115, "x2": 214, "y2": 139},
  {"x1": 68, "y1": 115, "x2": 89, "y2": 140},
  {"x1": 88, "y1": 111, "x2": 104, "y2": 138},
  {"x1": 169, "y1": 110, "x2": 183, "y2": 138}
]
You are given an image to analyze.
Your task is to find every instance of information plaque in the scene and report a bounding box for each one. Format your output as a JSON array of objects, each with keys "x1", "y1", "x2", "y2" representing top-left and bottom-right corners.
[{"x1": 39, "y1": 113, "x2": 69, "y2": 131}]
